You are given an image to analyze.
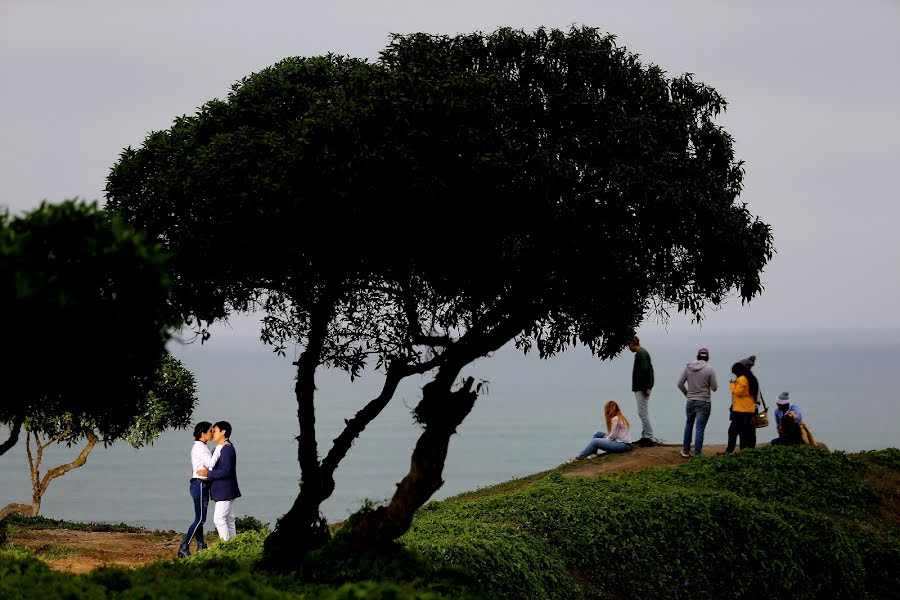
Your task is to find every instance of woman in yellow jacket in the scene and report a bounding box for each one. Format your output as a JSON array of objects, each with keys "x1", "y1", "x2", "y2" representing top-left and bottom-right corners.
[{"x1": 724, "y1": 362, "x2": 759, "y2": 453}]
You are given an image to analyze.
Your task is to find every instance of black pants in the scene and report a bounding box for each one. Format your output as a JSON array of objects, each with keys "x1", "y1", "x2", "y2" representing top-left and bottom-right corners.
[{"x1": 725, "y1": 412, "x2": 756, "y2": 453}]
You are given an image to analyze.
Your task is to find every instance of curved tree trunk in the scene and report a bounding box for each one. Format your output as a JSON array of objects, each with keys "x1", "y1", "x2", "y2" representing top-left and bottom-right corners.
[
  {"x1": 347, "y1": 376, "x2": 477, "y2": 545},
  {"x1": 261, "y1": 357, "x2": 424, "y2": 570},
  {"x1": 346, "y1": 315, "x2": 527, "y2": 547},
  {"x1": 25, "y1": 429, "x2": 99, "y2": 517},
  {"x1": 0, "y1": 429, "x2": 99, "y2": 536}
]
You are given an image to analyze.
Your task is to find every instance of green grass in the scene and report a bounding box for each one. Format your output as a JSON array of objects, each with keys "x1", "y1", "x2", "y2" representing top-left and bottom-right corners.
[{"x1": 2, "y1": 446, "x2": 897, "y2": 599}]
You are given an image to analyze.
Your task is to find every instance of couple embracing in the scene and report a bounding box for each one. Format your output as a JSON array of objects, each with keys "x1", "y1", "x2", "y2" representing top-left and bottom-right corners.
[{"x1": 178, "y1": 420, "x2": 241, "y2": 558}]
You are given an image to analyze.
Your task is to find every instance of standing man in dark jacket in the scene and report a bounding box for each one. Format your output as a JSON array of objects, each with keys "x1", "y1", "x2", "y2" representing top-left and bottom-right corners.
[
  {"x1": 629, "y1": 336, "x2": 656, "y2": 446},
  {"x1": 676, "y1": 347, "x2": 718, "y2": 457},
  {"x1": 198, "y1": 420, "x2": 241, "y2": 540}
]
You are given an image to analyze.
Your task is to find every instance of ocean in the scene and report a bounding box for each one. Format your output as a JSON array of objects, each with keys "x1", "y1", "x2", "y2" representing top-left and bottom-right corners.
[{"x1": 1, "y1": 328, "x2": 897, "y2": 532}]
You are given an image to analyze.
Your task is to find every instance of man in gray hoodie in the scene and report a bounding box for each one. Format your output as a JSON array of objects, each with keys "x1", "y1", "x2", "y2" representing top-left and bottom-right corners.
[{"x1": 676, "y1": 347, "x2": 718, "y2": 457}]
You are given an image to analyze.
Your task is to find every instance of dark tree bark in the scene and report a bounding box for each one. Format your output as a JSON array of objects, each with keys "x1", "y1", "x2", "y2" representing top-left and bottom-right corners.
[
  {"x1": 262, "y1": 357, "x2": 436, "y2": 570},
  {"x1": 262, "y1": 297, "x2": 334, "y2": 570},
  {"x1": 0, "y1": 417, "x2": 23, "y2": 456},
  {"x1": 346, "y1": 316, "x2": 528, "y2": 546}
]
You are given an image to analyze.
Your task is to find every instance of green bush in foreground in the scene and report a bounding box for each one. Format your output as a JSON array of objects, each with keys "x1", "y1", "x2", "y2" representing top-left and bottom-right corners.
[
  {"x1": 0, "y1": 551, "x2": 472, "y2": 599},
  {"x1": 2, "y1": 446, "x2": 897, "y2": 598}
]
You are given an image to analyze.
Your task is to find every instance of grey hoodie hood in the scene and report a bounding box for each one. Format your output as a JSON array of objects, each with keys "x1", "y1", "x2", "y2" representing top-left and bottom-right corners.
[{"x1": 677, "y1": 360, "x2": 719, "y2": 401}]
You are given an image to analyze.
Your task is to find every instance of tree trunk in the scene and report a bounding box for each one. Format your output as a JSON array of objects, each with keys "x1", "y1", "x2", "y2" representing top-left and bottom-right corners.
[
  {"x1": 25, "y1": 429, "x2": 99, "y2": 518},
  {"x1": 346, "y1": 315, "x2": 527, "y2": 547},
  {"x1": 261, "y1": 299, "x2": 333, "y2": 571},
  {"x1": 348, "y1": 376, "x2": 478, "y2": 545},
  {"x1": 262, "y1": 359, "x2": 419, "y2": 571}
]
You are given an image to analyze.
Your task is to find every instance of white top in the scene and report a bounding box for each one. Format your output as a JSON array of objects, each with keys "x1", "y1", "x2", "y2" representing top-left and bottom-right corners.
[
  {"x1": 190, "y1": 441, "x2": 221, "y2": 479},
  {"x1": 606, "y1": 416, "x2": 633, "y2": 444}
]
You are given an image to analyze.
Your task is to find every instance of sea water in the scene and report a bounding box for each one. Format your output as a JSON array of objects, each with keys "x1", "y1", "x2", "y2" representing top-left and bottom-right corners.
[{"x1": 1, "y1": 328, "x2": 897, "y2": 531}]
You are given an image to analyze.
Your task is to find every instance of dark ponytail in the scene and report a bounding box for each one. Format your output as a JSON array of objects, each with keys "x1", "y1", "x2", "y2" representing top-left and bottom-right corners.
[
  {"x1": 193, "y1": 421, "x2": 212, "y2": 440},
  {"x1": 731, "y1": 363, "x2": 759, "y2": 399}
]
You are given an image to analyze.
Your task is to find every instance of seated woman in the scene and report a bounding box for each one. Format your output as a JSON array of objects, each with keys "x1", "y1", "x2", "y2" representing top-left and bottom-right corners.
[
  {"x1": 771, "y1": 391, "x2": 804, "y2": 446},
  {"x1": 569, "y1": 400, "x2": 633, "y2": 462}
]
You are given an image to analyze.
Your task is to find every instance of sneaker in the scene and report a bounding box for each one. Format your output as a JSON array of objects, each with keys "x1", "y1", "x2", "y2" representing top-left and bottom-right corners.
[
  {"x1": 637, "y1": 438, "x2": 656, "y2": 447},
  {"x1": 680, "y1": 450, "x2": 692, "y2": 458},
  {"x1": 566, "y1": 456, "x2": 585, "y2": 464}
]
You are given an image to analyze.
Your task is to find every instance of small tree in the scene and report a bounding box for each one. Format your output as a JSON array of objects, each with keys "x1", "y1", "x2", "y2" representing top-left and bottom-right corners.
[
  {"x1": 106, "y1": 26, "x2": 774, "y2": 568},
  {"x1": 1, "y1": 354, "x2": 196, "y2": 520},
  {"x1": 0, "y1": 200, "x2": 177, "y2": 457}
]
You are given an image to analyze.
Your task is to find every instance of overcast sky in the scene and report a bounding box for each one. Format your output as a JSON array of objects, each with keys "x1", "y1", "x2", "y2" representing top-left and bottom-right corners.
[{"x1": 2, "y1": 0, "x2": 898, "y2": 332}]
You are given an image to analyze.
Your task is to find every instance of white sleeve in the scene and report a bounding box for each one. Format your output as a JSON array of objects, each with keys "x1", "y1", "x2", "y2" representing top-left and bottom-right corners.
[
  {"x1": 605, "y1": 417, "x2": 618, "y2": 439},
  {"x1": 205, "y1": 444, "x2": 221, "y2": 469}
]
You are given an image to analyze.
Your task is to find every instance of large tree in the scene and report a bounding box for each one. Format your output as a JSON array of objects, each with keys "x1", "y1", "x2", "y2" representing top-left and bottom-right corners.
[{"x1": 106, "y1": 26, "x2": 773, "y2": 568}]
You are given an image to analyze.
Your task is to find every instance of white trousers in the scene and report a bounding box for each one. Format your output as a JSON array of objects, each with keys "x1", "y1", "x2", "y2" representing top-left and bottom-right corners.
[{"x1": 213, "y1": 499, "x2": 237, "y2": 540}]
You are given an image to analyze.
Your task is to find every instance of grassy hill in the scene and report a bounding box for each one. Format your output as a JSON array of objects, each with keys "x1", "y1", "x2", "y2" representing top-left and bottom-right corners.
[{"x1": 2, "y1": 446, "x2": 898, "y2": 599}]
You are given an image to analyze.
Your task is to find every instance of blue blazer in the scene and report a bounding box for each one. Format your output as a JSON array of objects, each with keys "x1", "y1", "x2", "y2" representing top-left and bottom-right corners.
[{"x1": 207, "y1": 443, "x2": 242, "y2": 501}]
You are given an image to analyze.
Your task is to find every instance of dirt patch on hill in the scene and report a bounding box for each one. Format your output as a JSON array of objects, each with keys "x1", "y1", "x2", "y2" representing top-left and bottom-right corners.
[
  {"x1": 563, "y1": 443, "x2": 729, "y2": 478},
  {"x1": 10, "y1": 528, "x2": 184, "y2": 574}
]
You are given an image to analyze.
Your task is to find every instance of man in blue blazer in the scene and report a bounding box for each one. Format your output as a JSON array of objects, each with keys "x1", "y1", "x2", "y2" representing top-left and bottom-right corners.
[{"x1": 198, "y1": 420, "x2": 241, "y2": 540}]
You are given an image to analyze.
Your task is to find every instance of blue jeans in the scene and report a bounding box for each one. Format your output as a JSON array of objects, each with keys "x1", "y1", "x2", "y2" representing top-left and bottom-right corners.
[
  {"x1": 683, "y1": 400, "x2": 711, "y2": 456},
  {"x1": 182, "y1": 479, "x2": 209, "y2": 548},
  {"x1": 578, "y1": 431, "x2": 632, "y2": 457}
]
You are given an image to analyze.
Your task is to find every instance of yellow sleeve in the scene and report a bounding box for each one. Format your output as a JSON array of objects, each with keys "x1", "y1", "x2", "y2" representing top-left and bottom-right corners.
[{"x1": 730, "y1": 376, "x2": 749, "y2": 396}]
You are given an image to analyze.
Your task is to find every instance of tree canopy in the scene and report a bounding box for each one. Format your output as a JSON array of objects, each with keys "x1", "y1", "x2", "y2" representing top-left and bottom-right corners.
[
  {"x1": 105, "y1": 26, "x2": 774, "y2": 565},
  {"x1": 0, "y1": 200, "x2": 180, "y2": 454}
]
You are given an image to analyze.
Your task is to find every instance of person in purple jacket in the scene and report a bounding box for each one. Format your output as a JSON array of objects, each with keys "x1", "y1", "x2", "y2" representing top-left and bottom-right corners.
[{"x1": 197, "y1": 420, "x2": 241, "y2": 540}]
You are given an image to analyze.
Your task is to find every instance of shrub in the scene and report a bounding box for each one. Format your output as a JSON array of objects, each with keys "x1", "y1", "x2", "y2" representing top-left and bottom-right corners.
[
  {"x1": 401, "y1": 446, "x2": 898, "y2": 599},
  {"x1": 185, "y1": 529, "x2": 268, "y2": 565},
  {"x1": 235, "y1": 515, "x2": 270, "y2": 533},
  {"x1": 4, "y1": 514, "x2": 155, "y2": 534}
]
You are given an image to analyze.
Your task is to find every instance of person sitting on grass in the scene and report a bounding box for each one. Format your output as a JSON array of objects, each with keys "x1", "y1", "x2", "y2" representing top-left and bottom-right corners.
[
  {"x1": 771, "y1": 392, "x2": 804, "y2": 446},
  {"x1": 568, "y1": 400, "x2": 633, "y2": 463}
]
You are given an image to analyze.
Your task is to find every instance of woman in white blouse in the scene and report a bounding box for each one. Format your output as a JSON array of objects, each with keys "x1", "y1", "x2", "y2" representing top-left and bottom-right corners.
[
  {"x1": 570, "y1": 401, "x2": 634, "y2": 462},
  {"x1": 178, "y1": 421, "x2": 219, "y2": 558}
]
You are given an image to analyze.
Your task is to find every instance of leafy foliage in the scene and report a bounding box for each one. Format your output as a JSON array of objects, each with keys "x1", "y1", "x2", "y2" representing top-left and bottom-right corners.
[
  {"x1": 0, "y1": 200, "x2": 180, "y2": 448},
  {"x1": 233, "y1": 514, "x2": 270, "y2": 533},
  {"x1": 858, "y1": 447, "x2": 900, "y2": 471},
  {"x1": 106, "y1": 27, "x2": 774, "y2": 367}
]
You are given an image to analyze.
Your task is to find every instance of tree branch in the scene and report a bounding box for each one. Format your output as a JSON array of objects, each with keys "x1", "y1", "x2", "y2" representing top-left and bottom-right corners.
[
  {"x1": 321, "y1": 362, "x2": 408, "y2": 479},
  {"x1": 40, "y1": 427, "x2": 72, "y2": 451},
  {"x1": 38, "y1": 431, "x2": 99, "y2": 496},
  {"x1": 0, "y1": 503, "x2": 31, "y2": 522},
  {"x1": 0, "y1": 417, "x2": 23, "y2": 456},
  {"x1": 25, "y1": 432, "x2": 37, "y2": 493}
]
